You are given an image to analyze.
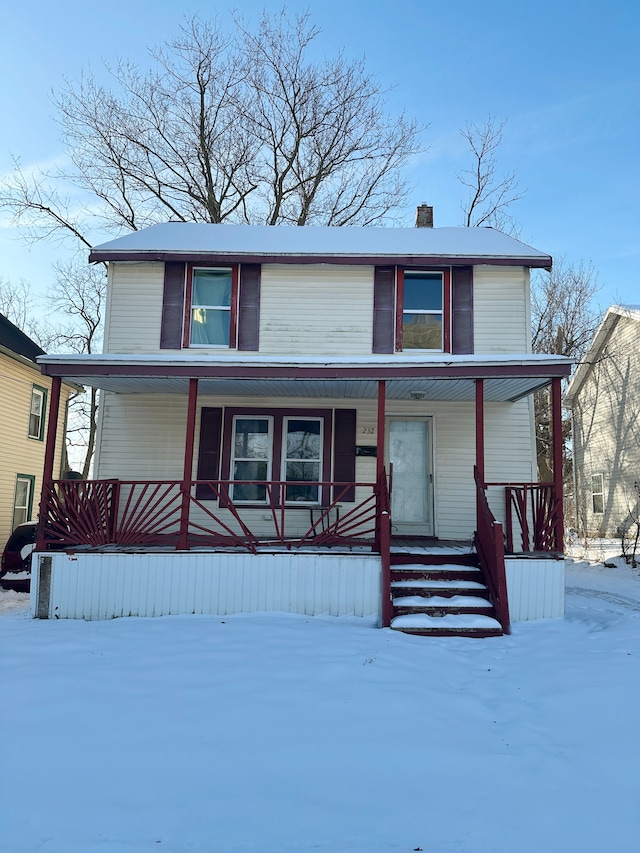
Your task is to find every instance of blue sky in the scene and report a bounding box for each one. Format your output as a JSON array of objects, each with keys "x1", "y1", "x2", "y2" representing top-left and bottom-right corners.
[{"x1": 1, "y1": 0, "x2": 638, "y2": 309}]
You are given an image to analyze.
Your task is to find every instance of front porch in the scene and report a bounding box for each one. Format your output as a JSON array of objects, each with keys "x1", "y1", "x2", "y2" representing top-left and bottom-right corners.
[{"x1": 34, "y1": 353, "x2": 571, "y2": 631}]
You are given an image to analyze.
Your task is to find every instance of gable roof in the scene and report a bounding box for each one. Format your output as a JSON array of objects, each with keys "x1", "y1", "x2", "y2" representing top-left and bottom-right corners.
[
  {"x1": 0, "y1": 312, "x2": 45, "y2": 364},
  {"x1": 89, "y1": 223, "x2": 552, "y2": 268},
  {"x1": 564, "y1": 304, "x2": 640, "y2": 404}
]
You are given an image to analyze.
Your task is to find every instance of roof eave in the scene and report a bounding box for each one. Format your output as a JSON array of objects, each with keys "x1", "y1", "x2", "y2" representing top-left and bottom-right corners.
[{"x1": 89, "y1": 249, "x2": 552, "y2": 269}]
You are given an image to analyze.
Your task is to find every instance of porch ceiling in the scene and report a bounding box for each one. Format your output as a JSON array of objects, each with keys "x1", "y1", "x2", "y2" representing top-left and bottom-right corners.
[{"x1": 37, "y1": 353, "x2": 572, "y2": 403}]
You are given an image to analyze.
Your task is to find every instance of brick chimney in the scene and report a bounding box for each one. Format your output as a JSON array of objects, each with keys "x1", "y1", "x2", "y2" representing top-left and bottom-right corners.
[{"x1": 415, "y1": 204, "x2": 433, "y2": 228}]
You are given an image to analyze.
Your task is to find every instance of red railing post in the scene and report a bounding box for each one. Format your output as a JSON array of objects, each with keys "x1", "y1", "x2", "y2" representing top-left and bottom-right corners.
[
  {"x1": 36, "y1": 376, "x2": 62, "y2": 552},
  {"x1": 380, "y1": 509, "x2": 392, "y2": 628},
  {"x1": 474, "y1": 467, "x2": 510, "y2": 634},
  {"x1": 107, "y1": 481, "x2": 120, "y2": 543},
  {"x1": 179, "y1": 379, "x2": 198, "y2": 551},
  {"x1": 551, "y1": 376, "x2": 564, "y2": 552},
  {"x1": 492, "y1": 520, "x2": 510, "y2": 634},
  {"x1": 505, "y1": 488, "x2": 514, "y2": 553}
]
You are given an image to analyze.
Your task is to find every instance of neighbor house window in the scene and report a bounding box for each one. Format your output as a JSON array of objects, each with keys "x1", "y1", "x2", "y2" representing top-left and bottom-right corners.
[
  {"x1": 230, "y1": 417, "x2": 273, "y2": 502},
  {"x1": 28, "y1": 386, "x2": 47, "y2": 440},
  {"x1": 401, "y1": 271, "x2": 445, "y2": 350},
  {"x1": 591, "y1": 473, "x2": 604, "y2": 514},
  {"x1": 282, "y1": 418, "x2": 323, "y2": 503},
  {"x1": 189, "y1": 268, "x2": 234, "y2": 346},
  {"x1": 13, "y1": 474, "x2": 35, "y2": 529}
]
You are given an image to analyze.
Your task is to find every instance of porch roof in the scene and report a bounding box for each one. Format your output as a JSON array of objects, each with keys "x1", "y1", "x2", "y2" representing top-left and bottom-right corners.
[{"x1": 38, "y1": 352, "x2": 572, "y2": 403}]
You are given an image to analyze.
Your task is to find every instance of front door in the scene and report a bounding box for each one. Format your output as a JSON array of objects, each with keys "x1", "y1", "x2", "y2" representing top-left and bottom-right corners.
[{"x1": 387, "y1": 418, "x2": 434, "y2": 536}]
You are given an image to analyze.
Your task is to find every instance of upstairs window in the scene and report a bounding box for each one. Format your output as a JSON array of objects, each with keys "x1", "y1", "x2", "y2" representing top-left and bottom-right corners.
[
  {"x1": 189, "y1": 268, "x2": 234, "y2": 347},
  {"x1": 401, "y1": 271, "x2": 444, "y2": 350},
  {"x1": 28, "y1": 386, "x2": 47, "y2": 440}
]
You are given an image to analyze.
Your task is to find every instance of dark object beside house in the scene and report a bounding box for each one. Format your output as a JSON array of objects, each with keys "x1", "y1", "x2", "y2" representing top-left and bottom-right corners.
[{"x1": 0, "y1": 521, "x2": 37, "y2": 592}]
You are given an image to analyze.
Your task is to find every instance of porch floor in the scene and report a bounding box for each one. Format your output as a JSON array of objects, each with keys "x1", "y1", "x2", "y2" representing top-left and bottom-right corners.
[{"x1": 54, "y1": 537, "x2": 475, "y2": 558}]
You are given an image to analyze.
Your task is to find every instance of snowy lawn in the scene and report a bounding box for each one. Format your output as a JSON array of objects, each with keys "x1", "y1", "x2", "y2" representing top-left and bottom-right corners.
[{"x1": 1, "y1": 554, "x2": 639, "y2": 853}]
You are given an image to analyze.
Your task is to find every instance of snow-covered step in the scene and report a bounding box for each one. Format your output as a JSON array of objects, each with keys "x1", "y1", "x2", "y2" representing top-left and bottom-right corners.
[
  {"x1": 391, "y1": 578, "x2": 487, "y2": 590},
  {"x1": 390, "y1": 612, "x2": 503, "y2": 636},
  {"x1": 391, "y1": 562, "x2": 482, "y2": 573},
  {"x1": 392, "y1": 594, "x2": 493, "y2": 608}
]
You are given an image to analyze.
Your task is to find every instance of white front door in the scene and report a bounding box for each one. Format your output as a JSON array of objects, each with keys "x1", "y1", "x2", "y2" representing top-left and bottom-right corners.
[{"x1": 388, "y1": 418, "x2": 434, "y2": 536}]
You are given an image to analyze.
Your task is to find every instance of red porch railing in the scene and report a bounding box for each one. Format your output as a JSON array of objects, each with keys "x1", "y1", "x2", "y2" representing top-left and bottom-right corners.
[
  {"x1": 484, "y1": 481, "x2": 562, "y2": 554},
  {"x1": 374, "y1": 470, "x2": 392, "y2": 627},
  {"x1": 474, "y1": 467, "x2": 510, "y2": 634},
  {"x1": 38, "y1": 477, "x2": 388, "y2": 553}
]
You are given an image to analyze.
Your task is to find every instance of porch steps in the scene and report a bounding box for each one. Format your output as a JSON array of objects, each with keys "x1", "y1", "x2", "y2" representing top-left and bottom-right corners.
[{"x1": 389, "y1": 554, "x2": 503, "y2": 638}]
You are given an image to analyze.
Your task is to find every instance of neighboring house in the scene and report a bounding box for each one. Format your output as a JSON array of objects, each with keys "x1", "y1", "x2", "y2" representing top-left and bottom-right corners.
[
  {"x1": 33, "y1": 216, "x2": 571, "y2": 633},
  {"x1": 565, "y1": 304, "x2": 640, "y2": 539},
  {"x1": 0, "y1": 313, "x2": 72, "y2": 545}
]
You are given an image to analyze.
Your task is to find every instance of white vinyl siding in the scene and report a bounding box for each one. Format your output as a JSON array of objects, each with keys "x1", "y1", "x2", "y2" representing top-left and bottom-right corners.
[
  {"x1": 572, "y1": 315, "x2": 640, "y2": 537},
  {"x1": 95, "y1": 393, "x2": 188, "y2": 479},
  {"x1": 103, "y1": 261, "x2": 533, "y2": 357},
  {"x1": 259, "y1": 265, "x2": 374, "y2": 355},
  {"x1": 104, "y1": 262, "x2": 166, "y2": 353},
  {"x1": 473, "y1": 266, "x2": 530, "y2": 354}
]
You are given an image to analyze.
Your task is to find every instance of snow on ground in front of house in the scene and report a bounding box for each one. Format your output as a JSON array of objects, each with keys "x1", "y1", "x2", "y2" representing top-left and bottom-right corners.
[{"x1": 1, "y1": 550, "x2": 640, "y2": 853}]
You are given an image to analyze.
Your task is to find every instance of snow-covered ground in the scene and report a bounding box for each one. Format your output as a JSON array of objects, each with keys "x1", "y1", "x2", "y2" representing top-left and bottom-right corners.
[{"x1": 1, "y1": 550, "x2": 639, "y2": 853}]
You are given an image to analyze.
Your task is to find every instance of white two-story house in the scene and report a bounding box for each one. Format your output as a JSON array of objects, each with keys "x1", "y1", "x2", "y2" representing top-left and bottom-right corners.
[{"x1": 33, "y1": 218, "x2": 570, "y2": 634}]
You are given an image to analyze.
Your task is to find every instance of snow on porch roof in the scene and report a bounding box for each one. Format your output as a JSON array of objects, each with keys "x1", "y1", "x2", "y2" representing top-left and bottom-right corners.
[
  {"x1": 37, "y1": 352, "x2": 572, "y2": 403},
  {"x1": 89, "y1": 222, "x2": 552, "y2": 268}
]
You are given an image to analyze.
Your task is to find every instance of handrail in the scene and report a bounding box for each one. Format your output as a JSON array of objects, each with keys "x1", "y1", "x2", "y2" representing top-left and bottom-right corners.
[
  {"x1": 474, "y1": 467, "x2": 510, "y2": 634},
  {"x1": 375, "y1": 469, "x2": 392, "y2": 627}
]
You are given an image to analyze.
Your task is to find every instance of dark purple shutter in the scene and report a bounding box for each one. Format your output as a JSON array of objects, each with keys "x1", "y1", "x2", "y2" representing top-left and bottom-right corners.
[
  {"x1": 372, "y1": 266, "x2": 395, "y2": 353},
  {"x1": 333, "y1": 409, "x2": 357, "y2": 502},
  {"x1": 452, "y1": 266, "x2": 474, "y2": 354},
  {"x1": 238, "y1": 264, "x2": 261, "y2": 351},
  {"x1": 196, "y1": 408, "x2": 223, "y2": 499},
  {"x1": 160, "y1": 263, "x2": 186, "y2": 349}
]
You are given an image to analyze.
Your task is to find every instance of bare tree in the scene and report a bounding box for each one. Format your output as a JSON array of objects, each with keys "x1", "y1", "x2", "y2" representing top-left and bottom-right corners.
[
  {"x1": 1, "y1": 10, "x2": 422, "y2": 238},
  {"x1": 46, "y1": 260, "x2": 106, "y2": 478},
  {"x1": 458, "y1": 115, "x2": 525, "y2": 233},
  {"x1": 531, "y1": 258, "x2": 601, "y2": 483},
  {"x1": 0, "y1": 276, "x2": 37, "y2": 332},
  {"x1": 238, "y1": 11, "x2": 418, "y2": 225},
  {"x1": 0, "y1": 8, "x2": 423, "y2": 476}
]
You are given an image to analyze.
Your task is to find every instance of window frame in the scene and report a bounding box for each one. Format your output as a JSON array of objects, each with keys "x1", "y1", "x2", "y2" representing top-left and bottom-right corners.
[
  {"x1": 281, "y1": 416, "x2": 324, "y2": 505},
  {"x1": 12, "y1": 474, "x2": 35, "y2": 529},
  {"x1": 28, "y1": 385, "x2": 48, "y2": 441},
  {"x1": 229, "y1": 415, "x2": 274, "y2": 504},
  {"x1": 591, "y1": 473, "x2": 604, "y2": 515},
  {"x1": 221, "y1": 408, "x2": 332, "y2": 507},
  {"x1": 396, "y1": 268, "x2": 451, "y2": 353},
  {"x1": 183, "y1": 264, "x2": 239, "y2": 349}
]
